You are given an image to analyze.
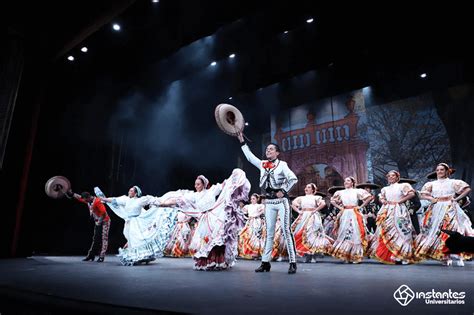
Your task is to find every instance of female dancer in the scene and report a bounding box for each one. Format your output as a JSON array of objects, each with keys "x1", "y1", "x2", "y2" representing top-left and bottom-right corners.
[
  {"x1": 369, "y1": 171, "x2": 416, "y2": 264},
  {"x1": 330, "y1": 177, "x2": 372, "y2": 263},
  {"x1": 414, "y1": 163, "x2": 473, "y2": 266},
  {"x1": 159, "y1": 169, "x2": 250, "y2": 270},
  {"x1": 164, "y1": 211, "x2": 194, "y2": 257},
  {"x1": 99, "y1": 186, "x2": 177, "y2": 265},
  {"x1": 238, "y1": 193, "x2": 266, "y2": 259},
  {"x1": 291, "y1": 183, "x2": 333, "y2": 261}
]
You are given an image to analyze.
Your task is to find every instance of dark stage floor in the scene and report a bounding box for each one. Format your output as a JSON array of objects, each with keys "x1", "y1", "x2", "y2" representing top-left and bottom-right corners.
[{"x1": 0, "y1": 256, "x2": 472, "y2": 314}]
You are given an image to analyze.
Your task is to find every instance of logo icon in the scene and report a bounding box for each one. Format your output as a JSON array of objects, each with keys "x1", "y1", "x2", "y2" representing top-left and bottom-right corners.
[{"x1": 394, "y1": 285, "x2": 415, "y2": 306}]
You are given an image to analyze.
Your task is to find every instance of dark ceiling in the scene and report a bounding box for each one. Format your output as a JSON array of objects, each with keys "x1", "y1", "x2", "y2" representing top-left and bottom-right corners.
[{"x1": 6, "y1": 0, "x2": 474, "y2": 94}]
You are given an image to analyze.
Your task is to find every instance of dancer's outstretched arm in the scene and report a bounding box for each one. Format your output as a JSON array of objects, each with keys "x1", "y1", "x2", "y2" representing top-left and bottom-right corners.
[{"x1": 237, "y1": 131, "x2": 261, "y2": 168}]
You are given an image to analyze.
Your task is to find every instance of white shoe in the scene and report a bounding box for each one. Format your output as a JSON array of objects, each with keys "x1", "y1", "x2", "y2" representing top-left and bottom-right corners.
[
  {"x1": 443, "y1": 259, "x2": 453, "y2": 266},
  {"x1": 455, "y1": 259, "x2": 465, "y2": 267}
]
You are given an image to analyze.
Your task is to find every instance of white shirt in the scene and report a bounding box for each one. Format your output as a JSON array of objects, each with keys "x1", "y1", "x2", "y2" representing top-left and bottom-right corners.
[
  {"x1": 331, "y1": 188, "x2": 370, "y2": 207},
  {"x1": 243, "y1": 204, "x2": 265, "y2": 217},
  {"x1": 112, "y1": 195, "x2": 159, "y2": 219},
  {"x1": 294, "y1": 195, "x2": 325, "y2": 209},
  {"x1": 241, "y1": 144, "x2": 298, "y2": 193},
  {"x1": 380, "y1": 182, "x2": 414, "y2": 202},
  {"x1": 421, "y1": 178, "x2": 469, "y2": 198},
  {"x1": 184, "y1": 183, "x2": 223, "y2": 211}
]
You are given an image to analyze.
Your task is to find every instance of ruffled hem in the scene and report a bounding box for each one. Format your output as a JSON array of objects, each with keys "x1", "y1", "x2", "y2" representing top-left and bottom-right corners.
[
  {"x1": 238, "y1": 242, "x2": 264, "y2": 259},
  {"x1": 414, "y1": 203, "x2": 473, "y2": 261},
  {"x1": 194, "y1": 262, "x2": 230, "y2": 271},
  {"x1": 331, "y1": 240, "x2": 365, "y2": 263},
  {"x1": 164, "y1": 223, "x2": 193, "y2": 257},
  {"x1": 373, "y1": 205, "x2": 415, "y2": 264},
  {"x1": 193, "y1": 246, "x2": 231, "y2": 271},
  {"x1": 164, "y1": 243, "x2": 192, "y2": 257},
  {"x1": 330, "y1": 208, "x2": 366, "y2": 262},
  {"x1": 117, "y1": 238, "x2": 166, "y2": 266},
  {"x1": 295, "y1": 231, "x2": 333, "y2": 256},
  {"x1": 189, "y1": 170, "x2": 248, "y2": 267},
  {"x1": 238, "y1": 221, "x2": 265, "y2": 259},
  {"x1": 293, "y1": 213, "x2": 334, "y2": 256}
]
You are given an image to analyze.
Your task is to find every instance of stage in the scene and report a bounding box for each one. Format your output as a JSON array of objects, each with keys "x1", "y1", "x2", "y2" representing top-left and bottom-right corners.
[{"x1": 0, "y1": 256, "x2": 472, "y2": 314}]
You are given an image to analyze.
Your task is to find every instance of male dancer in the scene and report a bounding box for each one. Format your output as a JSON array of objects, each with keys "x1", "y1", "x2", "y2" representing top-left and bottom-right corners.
[
  {"x1": 237, "y1": 132, "x2": 298, "y2": 274},
  {"x1": 67, "y1": 190, "x2": 110, "y2": 262}
]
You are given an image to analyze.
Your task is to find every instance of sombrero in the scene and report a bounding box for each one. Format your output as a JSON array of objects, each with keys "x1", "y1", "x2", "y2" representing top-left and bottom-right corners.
[
  {"x1": 398, "y1": 178, "x2": 417, "y2": 184},
  {"x1": 426, "y1": 168, "x2": 456, "y2": 180},
  {"x1": 45, "y1": 176, "x2": 71, "y2": 199},
  {"x1": 356, "y1": 182, "x2": 381, "y2": 189},
  {"x1": 215, "y1": 103, "x2": 245, "y2": 136},
  {"x1": 327, "y1": 186, "x2": 345, "y2": 195}
]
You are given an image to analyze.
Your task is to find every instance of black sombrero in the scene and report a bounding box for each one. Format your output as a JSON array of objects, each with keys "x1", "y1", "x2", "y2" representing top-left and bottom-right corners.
[
  {"x1": 398, "y1": 178, "x2": 417, "y2": 185},
  {"x1": 327, "y1": 186, "x2": 345, "y2": 194},
  {"x1": 355, "y1": 182, "x2": 381, "y2": 190}
]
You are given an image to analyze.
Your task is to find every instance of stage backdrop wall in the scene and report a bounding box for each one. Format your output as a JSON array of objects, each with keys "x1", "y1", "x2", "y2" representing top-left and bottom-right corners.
[{"x1": 268, "y1": 87, "x2": 458, "y2": 195}]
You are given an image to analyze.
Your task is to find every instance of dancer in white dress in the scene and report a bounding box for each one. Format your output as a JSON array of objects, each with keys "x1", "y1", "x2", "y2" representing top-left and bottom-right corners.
[
  {"x1": 414, "y1": 163, "x2": 473, "y2": 266},
  {"x1": 291, "y1": 183, "x2": 333, "y2": 260},
  {"x1": 330, "y1": 177, "x2": 372, "y2": 263},
  {"x1": 99, "y1": 186, "x2": 177, "y2": 266},
  {"x1": 238, "y1": 193, "x2": 266, "y2": 259},
  {"x1": 368, "y1": 171, "x2": 417, "y2": 264},
  {"x1": 158, "y1": 169, "x2": 250, "y2": 270}
]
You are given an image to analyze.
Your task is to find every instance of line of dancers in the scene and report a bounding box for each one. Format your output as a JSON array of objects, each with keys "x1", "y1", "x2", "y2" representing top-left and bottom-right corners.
[{"x1": 69, "y1": 135, "x2": 473, "y2": 272}]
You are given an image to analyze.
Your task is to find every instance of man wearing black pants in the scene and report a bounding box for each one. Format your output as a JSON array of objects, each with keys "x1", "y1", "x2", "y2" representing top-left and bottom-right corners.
[{"x1": 67, "y1": 190, "x2": 110, "y2": 262}]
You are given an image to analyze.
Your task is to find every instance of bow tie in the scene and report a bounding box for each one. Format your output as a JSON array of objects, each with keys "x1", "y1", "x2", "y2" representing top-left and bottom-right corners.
[{"x1": 262, "y1": 160, "x2": 276, "y2": 169}]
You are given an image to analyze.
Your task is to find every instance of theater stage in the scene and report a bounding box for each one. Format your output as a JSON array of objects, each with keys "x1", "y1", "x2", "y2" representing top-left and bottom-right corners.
[{"x1": 0, "y1": 256, "x2": 472, "y2": 314}]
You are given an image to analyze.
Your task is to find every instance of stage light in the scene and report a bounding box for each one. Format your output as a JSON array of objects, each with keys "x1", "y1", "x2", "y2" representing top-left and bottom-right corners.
[
  {"x1": 229, "y1": 97, "x2": 233, "y2": 100},
  {"x1": 306, "y1": 18, "x2": 314, "y2": 23},
  {"x1": 67, "y1": 56, "x2": 74, "y2": 61},
  {"x1": 112, "y1": 23, "x2": 121, "y2": 31},
  {"x1": 284, "y1": 31, "x2": 289, "y2": 34},
  {"x1": 81, "y1": 47, "x2": 88, "y2": 53},
  {"x1": 229, "y1": 53, "x2": 236, "y2": 58},
  {"x1": 210, "y1": 61, "x2": 217, "y2": 66},
  {"x1": 245, "y1": 122, "x2": 249, "y2": 126},
  {"x1": 152, "y1": 0, "x2": 159, "y2": 2},
  {"x1": 420, "y1": 73, "x2": 427, "y2": 78}
]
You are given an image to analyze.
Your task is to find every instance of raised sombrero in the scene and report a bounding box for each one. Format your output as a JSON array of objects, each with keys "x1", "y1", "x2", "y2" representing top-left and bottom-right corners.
[
  {"x1": 215, "y1": 103, "x2": 245, "y2": 136},
  {"x1": 45, "y1": 176, "x2": 71, "y2": 199}
]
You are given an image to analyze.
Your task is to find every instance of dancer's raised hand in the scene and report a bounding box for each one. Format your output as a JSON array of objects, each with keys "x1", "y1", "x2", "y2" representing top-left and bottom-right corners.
[{"x1": 237, "y1": 131, "x2": 244, "y2": 144}]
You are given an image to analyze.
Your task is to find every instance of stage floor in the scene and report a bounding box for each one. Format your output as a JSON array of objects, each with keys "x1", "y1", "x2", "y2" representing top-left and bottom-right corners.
[{"x1": 0, "y1": 256, "x2": 473, "y2": 314}]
